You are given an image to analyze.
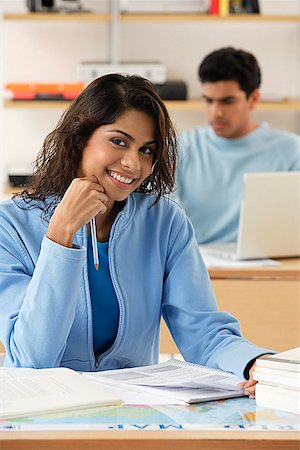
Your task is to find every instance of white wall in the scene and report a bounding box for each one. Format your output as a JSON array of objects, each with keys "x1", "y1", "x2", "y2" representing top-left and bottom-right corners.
[{"x1": 1, "y1": 0, "x2": 300, "y2": 192}]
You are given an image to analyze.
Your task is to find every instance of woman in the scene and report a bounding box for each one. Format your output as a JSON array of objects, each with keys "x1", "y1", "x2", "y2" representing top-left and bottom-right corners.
[{"x1": 0, "y1": 74, "x2": 271, "y2": 396}]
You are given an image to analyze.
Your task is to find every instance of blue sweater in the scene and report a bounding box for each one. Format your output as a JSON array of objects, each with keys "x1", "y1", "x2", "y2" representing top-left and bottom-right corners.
[
  {"x1": 0, "y1": 193, "x2": 272, "y2": 378},
  {"x1": 175, "y1": 123, "x2": 300, "y2": 244}
]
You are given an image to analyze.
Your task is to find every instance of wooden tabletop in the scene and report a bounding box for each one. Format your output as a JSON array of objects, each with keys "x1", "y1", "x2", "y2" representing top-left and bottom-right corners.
[{"x1": 1, "y1": 430, "x2": 299, "y2": 450}]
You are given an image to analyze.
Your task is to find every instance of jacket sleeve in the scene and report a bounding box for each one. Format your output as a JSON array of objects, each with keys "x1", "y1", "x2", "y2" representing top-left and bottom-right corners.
[
  {"x1": 161, "y1": 208, "x2": 274, "y2": 380},
  {"x1": 0, "y1": 216, "x2": 86, "y2": 368}
]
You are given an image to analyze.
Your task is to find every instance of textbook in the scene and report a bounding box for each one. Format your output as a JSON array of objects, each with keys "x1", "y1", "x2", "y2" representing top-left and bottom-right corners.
[
  {"x1": 83, "y1": 359, "x2": 245, "y2": 405},
  {"x1": 253, "y1": 368, "x2": 300, "y2": 389},
  {"x1": 255, "y1": 347, "x2": 300, "y2": 373},
  {"x1": 0, "y1": 367, "x2": 121, "y2": 420},
  {"x1": 255, "y1": 383, "x2": 300, "y2": 415},
  {"x1": 254, "y1": 348, "x2": 300, "y2": 414}
]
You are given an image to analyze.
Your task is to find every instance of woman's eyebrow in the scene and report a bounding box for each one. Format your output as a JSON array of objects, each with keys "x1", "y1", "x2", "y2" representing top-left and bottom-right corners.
[
  {"x1": 106, "y1": 129, "x2": 156, "y2": 145},
  {"x1": 106, "y1": 129, "x2": 133, "y2": 141}
]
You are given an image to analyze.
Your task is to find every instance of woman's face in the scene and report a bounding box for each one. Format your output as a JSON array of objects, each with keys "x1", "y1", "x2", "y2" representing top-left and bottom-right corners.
[{"x1": 78, "y1": 109, "x2": 156, "y2": 203}]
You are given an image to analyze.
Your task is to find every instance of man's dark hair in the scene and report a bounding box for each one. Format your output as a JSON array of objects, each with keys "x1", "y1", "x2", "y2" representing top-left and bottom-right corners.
[{"x1": 198, "y1": 47, "x2": 261, "y2": 97}]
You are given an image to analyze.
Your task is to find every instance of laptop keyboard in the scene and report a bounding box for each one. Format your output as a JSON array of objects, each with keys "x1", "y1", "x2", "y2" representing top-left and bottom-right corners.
[{"x1": 200, "y1": 243, "x2": 238, "y2": 260}]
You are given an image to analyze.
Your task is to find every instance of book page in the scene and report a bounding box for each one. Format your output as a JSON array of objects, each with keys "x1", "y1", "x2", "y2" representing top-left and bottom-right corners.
[
  {"x1": 84, "y1": 360, "x2": 242, "y2": 392},
  {"x1": 1, "y1": 369, "x2": 75, "y2": 403},
  {"x1": 0, "y1": 367, "x2": 120, "y2": 419}
]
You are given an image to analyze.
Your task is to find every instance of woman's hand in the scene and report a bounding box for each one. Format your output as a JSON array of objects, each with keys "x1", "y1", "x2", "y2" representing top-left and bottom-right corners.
[
  {"x1": 47, "y1": 176, "x2": 108, "y2": 247},
  {"x1": 239, "y1": 364, "x2": 257, "y2": 399},
  {"x1": 239, "y1": 354, "x2": 273, "y2": 398}
]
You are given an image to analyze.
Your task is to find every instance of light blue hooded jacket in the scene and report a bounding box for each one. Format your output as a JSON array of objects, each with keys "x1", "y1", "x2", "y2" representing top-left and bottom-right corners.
[{"x1": 0, "y1": 193, "x2": 271, "y2": 379}]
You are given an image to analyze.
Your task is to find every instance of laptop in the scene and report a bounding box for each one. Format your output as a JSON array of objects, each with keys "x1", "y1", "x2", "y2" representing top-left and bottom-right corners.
[{"x1": 200, "y1": 172, "x2": 300, "y2": 260}]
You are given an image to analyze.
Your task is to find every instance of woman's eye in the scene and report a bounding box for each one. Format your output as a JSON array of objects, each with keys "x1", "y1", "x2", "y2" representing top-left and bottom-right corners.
[
  {"x1": 111, "y1": 138, "x2": 126, "y2": 147},
  {"x1": 140, "y1": 146, "x2": 154, "y2": 156}
]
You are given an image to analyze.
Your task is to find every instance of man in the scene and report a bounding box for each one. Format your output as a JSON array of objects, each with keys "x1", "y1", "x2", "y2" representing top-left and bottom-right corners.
[{"x1": 174, "y1": 47, "x2": 300, "y2": 244}]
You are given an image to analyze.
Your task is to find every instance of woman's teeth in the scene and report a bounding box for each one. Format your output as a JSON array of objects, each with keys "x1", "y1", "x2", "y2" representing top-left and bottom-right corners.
[{"x1": 108, "y1": 171, "x2": 134, "y2": 184}]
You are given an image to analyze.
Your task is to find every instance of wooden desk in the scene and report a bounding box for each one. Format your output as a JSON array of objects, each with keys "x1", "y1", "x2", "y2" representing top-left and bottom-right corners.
[
  {"x1": 160, "y1": 258, "x2": 300, "y2": 354},
  {"x1": 1, "y1": 429, "x2": 299, "y2": 450}
]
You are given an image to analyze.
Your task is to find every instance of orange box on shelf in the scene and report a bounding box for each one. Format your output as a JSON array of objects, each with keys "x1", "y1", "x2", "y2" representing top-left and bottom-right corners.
[{"x1": 4, "y1": 83, "x2": 85, "y2": 101}]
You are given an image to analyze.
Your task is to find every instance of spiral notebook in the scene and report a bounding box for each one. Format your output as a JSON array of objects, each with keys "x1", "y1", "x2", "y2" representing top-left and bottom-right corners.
[{"x1": 83, "y1": 359, "x2": 245, "y2": 404}]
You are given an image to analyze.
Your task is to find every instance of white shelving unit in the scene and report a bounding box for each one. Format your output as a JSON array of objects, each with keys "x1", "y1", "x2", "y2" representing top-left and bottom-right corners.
[{"x1": 1, "y1": 0, "x2": 300, "y2": 196}]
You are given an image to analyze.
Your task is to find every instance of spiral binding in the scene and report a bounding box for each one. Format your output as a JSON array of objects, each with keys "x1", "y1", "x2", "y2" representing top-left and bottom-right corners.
[{"x1": 169, "y1": 358, "x2": 236, "y2": 377}]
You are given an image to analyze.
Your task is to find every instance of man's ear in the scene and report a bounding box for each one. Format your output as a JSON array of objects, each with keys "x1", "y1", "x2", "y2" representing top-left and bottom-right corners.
[{"x1": 248, "y1": 89, "x2": 260, "y2": 109}]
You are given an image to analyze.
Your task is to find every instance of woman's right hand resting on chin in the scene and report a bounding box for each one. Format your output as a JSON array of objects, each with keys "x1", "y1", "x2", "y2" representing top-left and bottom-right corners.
[{"x1": 46, "y1": 175, "x2": 108, "y2": 247}]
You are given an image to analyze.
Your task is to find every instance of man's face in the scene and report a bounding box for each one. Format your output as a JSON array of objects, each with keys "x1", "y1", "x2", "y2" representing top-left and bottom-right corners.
[{"x1": 202, "y1": 80, "x2": 259, "y2": 139}]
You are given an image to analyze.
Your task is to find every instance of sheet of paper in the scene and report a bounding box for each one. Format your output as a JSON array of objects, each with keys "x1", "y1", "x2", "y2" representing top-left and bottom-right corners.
[
  {"x1": 84, "y1": 359, "x2": 242, "y2": 391},
  {"x1": 87, "y1": 379, "x2": 184, "y2": 405}
]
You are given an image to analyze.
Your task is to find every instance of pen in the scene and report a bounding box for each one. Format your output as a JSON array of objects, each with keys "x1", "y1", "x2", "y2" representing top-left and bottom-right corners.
[{"x1": 90, "y1": 217, "x2": 99, "y2": 271}]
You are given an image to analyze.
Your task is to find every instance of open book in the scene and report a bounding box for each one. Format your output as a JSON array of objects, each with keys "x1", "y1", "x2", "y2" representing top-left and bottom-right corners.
[
  {"x1": 0, "y1": 367, "x2": 121, "y2": 420},
  {"x1": 83, "y1": 359, "x2": 245, "y2": 405}
]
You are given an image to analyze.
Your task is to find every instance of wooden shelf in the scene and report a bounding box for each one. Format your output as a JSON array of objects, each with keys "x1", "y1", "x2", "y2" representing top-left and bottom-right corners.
[
  {"x1": 120, "y1": 13, "x2": 300, "y2": 23},
  {"x1": 3, "y1": 12, "x2": 111, "y2": 22},
  {"x1": 3, "y1": 12, "x2": 300, "y2": 23},
  {"x1": 4, "y1": 100, "x2": 72, "y2": 109},
  {"x1": 3, "y1": 185, "x2": 24, "y2": 198},
  {"x1": 166, "y1": 99, "x2": 300, "y2": 112},
  {"x1": 4, "y1": 99, "x2": 300, "y2": 112}
]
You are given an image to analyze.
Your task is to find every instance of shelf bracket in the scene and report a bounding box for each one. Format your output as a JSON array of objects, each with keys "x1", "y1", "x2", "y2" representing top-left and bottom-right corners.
[{"x1": 109, "y1": 0, "x2": 120, "y2": 65}]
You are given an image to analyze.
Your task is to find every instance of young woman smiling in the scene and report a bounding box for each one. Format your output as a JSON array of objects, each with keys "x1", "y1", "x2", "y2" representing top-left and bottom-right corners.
[{"x1": 0, "y1": 74, "x2": 272, "y2": 397}]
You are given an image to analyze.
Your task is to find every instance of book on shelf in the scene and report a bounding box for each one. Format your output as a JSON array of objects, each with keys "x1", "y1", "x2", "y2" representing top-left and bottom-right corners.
[
  {"x1": 254, "y1": 347, "x2": 300, "y2": 415},
  {"x1": 4, "y1": 83, "x2": 85, "y2": 101},
  {"x1": 255, "y1": 347, "x2": 300, "y2": 373},
  {"x1": 0, "y1": 367, "x2": 121, "y2": 420},
  {"x1": 83, "y1": 359, "x2": 245, "y2": 405}
]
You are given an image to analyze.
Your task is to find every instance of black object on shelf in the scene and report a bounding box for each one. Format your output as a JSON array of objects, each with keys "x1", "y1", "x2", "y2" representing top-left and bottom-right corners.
[
  {"x1": 230, "y1": 0, "x2": 260, "y2": 14},
  {"x1": 154, "y1": 81, "x2": 187, "y2": 101},
  {"x1": 8, "y1": 174, "x2": 31, "y2": 187},
  {"x1": 27, "y1": 0, "x2": 54, "y2": 12},
  {"x1": 26, "y1": 0, "x2": 86, "y2": 13},
  {"x1": 249, "y1": 0, "x2": 260, "y2": 14}
]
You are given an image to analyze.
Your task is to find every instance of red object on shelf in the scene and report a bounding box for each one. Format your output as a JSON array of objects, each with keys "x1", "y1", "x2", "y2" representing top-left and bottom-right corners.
[
  {"x1": 4, "y1": 83, "x2": 85, "y2": 101},
  {"x1": 209, "y1": 0, "x2": 219, "y2": 14}
]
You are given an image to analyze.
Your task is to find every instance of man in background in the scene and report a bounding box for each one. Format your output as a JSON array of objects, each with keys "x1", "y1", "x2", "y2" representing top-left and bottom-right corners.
[{"x1": 174, "y1": 47, "x2": 300, "y2": 244}]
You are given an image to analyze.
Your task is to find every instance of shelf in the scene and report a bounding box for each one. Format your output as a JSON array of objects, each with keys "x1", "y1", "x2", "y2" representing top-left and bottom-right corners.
[
  {"x1": 4, "y1": 99, "x2": 300, "y2": 112},
  {"x1": 4, "y1": 185, "x2": 19, "y2": 196},
  {"x1": 3, "y1": 12, "x2": 300, "y2": 23},
  {"x1": 4, "y1": 100, "x2": 73, "y2": 109},
  {"x1": 166, "y1": 99, "x2": 300, "y2": 112},
  {"x1": 120, "y1": 13, "x2": 300, "y2": 23},
  {"x1": 3, "y1": 12, "x2": 111, "y2": 22}
]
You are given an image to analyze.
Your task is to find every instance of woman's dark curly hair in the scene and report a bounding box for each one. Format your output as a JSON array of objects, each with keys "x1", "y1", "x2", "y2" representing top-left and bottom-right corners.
[{"x1": 16, "y1": 74, "x2": 177, "y2": 211}]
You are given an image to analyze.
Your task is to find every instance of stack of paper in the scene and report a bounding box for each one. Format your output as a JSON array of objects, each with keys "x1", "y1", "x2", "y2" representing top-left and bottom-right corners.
[{"x1": 253, "y1": 347, "x2": 300, "y2": 414}]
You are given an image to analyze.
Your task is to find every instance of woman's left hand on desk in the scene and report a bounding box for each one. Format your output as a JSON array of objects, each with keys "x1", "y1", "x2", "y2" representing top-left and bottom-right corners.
[{"x1": 239, "y1": 354, "x2": 273, "y2": 399}]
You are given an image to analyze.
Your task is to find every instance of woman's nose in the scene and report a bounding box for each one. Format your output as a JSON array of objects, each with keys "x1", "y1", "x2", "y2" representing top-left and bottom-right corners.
[{"x1": 121, "y1": 149, "x2": 141, "y2": 173}]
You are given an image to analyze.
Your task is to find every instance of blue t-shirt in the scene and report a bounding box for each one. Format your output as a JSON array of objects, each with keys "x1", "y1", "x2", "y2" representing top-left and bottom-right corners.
[
  {"x1": 175, "y1": 122, "x2": 300, "y2": 244},
  {"x1": 87, "y1": 237, "x2": 119, "y2": 357}
]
